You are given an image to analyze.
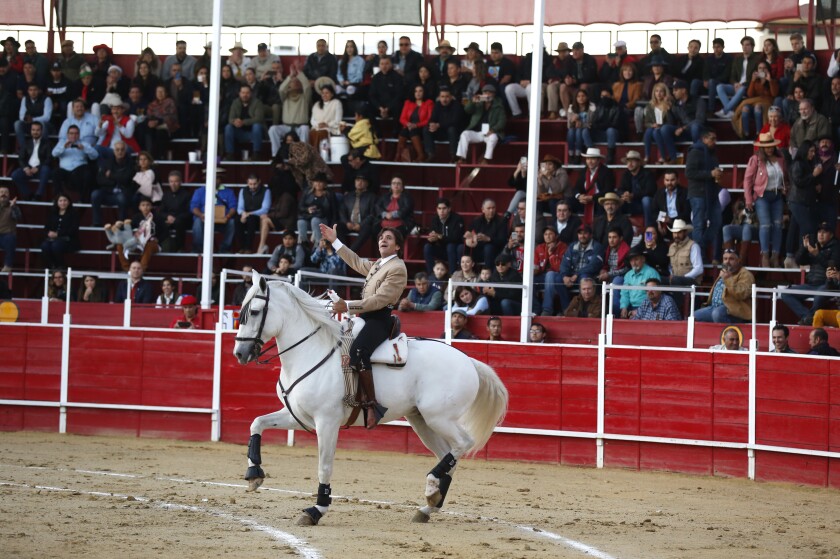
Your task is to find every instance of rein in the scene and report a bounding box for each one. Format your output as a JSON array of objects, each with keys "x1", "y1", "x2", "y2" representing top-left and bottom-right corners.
[{"x1": 236, "y1": 282, "x2": 338, "y2": 433}]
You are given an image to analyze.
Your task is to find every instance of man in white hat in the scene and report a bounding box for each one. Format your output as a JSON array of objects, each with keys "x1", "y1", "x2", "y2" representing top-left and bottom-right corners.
[
  {"x1": 227, "y1": 42, "x2": 250, "y2": 81},
  {"x1": 667, "y1": 218, "x2": 703, "y2": 286},
  {"x1": 616, "y1": 150, "x2": 656, "y2": 226},
  {"x1": 573, "y1": 147, "x2": 615, "y2": 224},
  {"x1": 598, "y1": 40, "x2": 638, "y2": 85},
  {"x1": 161, "y1": 40, "x2": 196, "y2": 81}
]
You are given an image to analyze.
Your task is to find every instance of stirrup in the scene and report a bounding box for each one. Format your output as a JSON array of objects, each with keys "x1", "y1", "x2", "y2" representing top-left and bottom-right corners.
[{"x1": 364, "y1": 402, "x2": 388, "y2": 429}]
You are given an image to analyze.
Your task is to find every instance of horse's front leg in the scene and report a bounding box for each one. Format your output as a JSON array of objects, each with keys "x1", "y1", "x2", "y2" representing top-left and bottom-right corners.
[
  {"x1": 245, "y1": 408, "x2": 298, "y2": 492},
  {"x1": 296, "y1": 420, "x2": 340, "y2": 526}
]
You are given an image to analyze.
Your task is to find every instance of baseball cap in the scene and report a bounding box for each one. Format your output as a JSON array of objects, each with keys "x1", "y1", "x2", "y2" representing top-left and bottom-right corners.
[
  {"x1": 818, "y1": 222, "x2": 834, "y2": 233},
  {"x1": 180, "y1": 295, "x2": 197, "y2": 306},
  {"x1": 613, "y1": 40, "x2": 627, "y2": 49},
  {"x1": 258, "y1": 42, "x2": 268, "y2": 51},
  {"x1": 50, "y1": 61, "x2": 62, "y2": 70},
  {"x1": 451, "y1": 308, "x2": 468, "y2": 317}
]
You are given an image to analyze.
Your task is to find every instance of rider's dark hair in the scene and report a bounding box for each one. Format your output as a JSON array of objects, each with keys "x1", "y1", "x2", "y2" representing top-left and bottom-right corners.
[{"x1": 378, "y1": 227, "x2": 404, "y2": 252}]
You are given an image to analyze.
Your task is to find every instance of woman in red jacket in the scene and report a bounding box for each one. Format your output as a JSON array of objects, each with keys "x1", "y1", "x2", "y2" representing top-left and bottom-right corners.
[{"x1": 395, "y1": 85, "x2": 434, "y2": 162}]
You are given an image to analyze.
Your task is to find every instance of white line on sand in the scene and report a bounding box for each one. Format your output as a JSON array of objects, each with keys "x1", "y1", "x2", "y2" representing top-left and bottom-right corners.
[
  {"x1": 0, "y1": 463, "x2": 621, "y2": 558},
  {"x1": 0, "y1": 480, "x2": 323, "y2": 559}
]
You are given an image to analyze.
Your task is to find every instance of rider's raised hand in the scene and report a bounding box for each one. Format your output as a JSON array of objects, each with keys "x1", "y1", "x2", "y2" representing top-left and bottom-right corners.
[{"x1": 319, "y1": 223, "x2": 338, "y2": 243}]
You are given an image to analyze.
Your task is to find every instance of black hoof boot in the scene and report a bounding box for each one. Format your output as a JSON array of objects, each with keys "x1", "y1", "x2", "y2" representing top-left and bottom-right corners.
[{"x1": 297, "y1": 506, "x2": 323, "y2": 526}]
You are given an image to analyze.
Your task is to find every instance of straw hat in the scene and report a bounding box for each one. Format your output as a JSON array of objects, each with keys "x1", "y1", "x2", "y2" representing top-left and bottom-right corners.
[
  {"x1": 435, "y1": 40, "x2": 454, "y2": 53},
  {"x1": 598, "y1": 192, "x2": 622, "y2": 206},
  {"x1": 229, "y1": 42, "x2": 247, "y2": 53},
  {"x1": 753, "y1": 132, "x2": 780, "y2": 147},
  {"x1": 582, "y1": 147, "x2": 604, "y2": 159}
]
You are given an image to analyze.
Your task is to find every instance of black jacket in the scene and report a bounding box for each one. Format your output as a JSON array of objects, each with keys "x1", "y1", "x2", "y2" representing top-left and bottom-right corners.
[
  {"x1": 574, "y1": 164, "x2": 616, "y2": 200},
  {"x1": 44, "y1": 208, "x2": 80, "y2": 249},
  {"x1": 298, "y1": 190, "x2": 337, "y2": 223},
  {"x1": 795, "y1": 236, "x2": 840, "y2": 285},
  {"x1": 590, "y1": 98, "x2": 621, "y2": 132},
  {"x1": 159, "y1": 188, "x2": 193, "y2": 225},
  {"x1": 653, "y1": 186, "x2": 691, "y2": 223},
  {"x1": 428, "y1": 212, "x2": 465, "y2": 246},
  {"x1": 429, "y1": 100, "x2": 466, "y2": 133},
  {"x1": 115, "y1": 279, "x2": 154, "y2": 304},
  {"x1": 338, "y1": 190, "x2": 376, "y2": 227},
  {"x1": 562, "y1": 53, "x2": 599, "y2": 85},
  {"x1": 490, "y1": 267, "x2": 523, "y2": 302},
  {"x1": 593, "y1": 213, "x2": 634, "y2": 247},
  {"x1": 391, "y1": 50, "x2": 424, "y2": 81},
  {"x1": 685, "y1": 140, "x2": 719, "y2": 199},
  {"x1": 672, "y1": 54, "x2": 705, "y2": 83},
  {"x1": 375, "y1": 192, "x2": 414, "y2": 229},
  {"x1": 18, "y1": 136, "x2": 53, "y2": 169},
  {"x1": 617, "y1": 167, "x2": 657, "y2": 201},
  {"x1": 468, "y1": 214, "x2": 508, "y2": 250},
  {"x1": 303, "y1": 52, "x2": 338, "y2": 81},
  {"x1": 553, "y1": 214, "x2": 582, "y2": 246},
  {"x1": 96, "y1": 155, "x2": 135, "y2": 193},
  {"x1": 369, "y1": 70, "x2": 405, "y2": 117}
]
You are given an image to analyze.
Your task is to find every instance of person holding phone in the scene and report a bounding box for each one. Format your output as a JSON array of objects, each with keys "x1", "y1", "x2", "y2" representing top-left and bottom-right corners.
[
  {"x1": 169, "y1": 294, "x2": 201, "y2": 329},
  {"x1": 781, "y1": 222, "x2": 840, "y2": 325}
]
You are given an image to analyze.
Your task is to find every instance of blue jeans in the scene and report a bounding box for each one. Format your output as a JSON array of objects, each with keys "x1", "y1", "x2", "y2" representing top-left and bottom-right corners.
[
  {"x1": 689, "y1": 190, "x2": 723, "y2": 261},
  {"x1": 567, "y1": 127, "x2": 589, "y2": 154},
  {"x1": 716, "y1": 83, "x2": 747, "y2": 113},
  {"x1": 10, "y1": 166, "x2": 51, "y2": 198},
  {"x1": 781, "y1": 283, "x2": 830, "y2": 321},
  {"x1": 500, "y1": 298, "x2": 521, "y2": 316},
  {"x1": 663, "y1": 122, "x2": 702, "y2": 150},
  {"x1": 224, "y1": 123, "x2": 264, "y2": 156},
  {"x1": 754, "y1": 190, "x2": 784, "y2": 254},
  {"x1": 90, "y1": 188, "x2": 128, "y2": 226},
  {"x1": 643, "y1": 127, "x2": 669, "y2": 160},
  {"x1": 458, "y1": 242, "x2": 497, "y2": 267},
  {"x1": 722, "y1": 223, "x2": 755, "y2": 244},
  {"x1": 0, "y1": 232, "x2": 16, "y2": 267},
  {"x1": 740, "y1": 104, "x2": 764, "y2": 138},
  {"x1": 610, "y1": 275, "x2": 624, "y2": 316},
  {"x1": 707, "y1": 79, "x2": 721, "y2": 111},
  {"x1": 589, "y1": 128, "x2": 619, "y2": 148},
  {"x1": 624, "y1": 196, "x2": 655, "y2": 227},
  {"x1": 694, "y1": 304, "x2": 748, "y2": 323},
  {"x1": 192, "y1": 216, "x2": 235, "y2": 253},
  {"x1": 542, "y1": 271, "x2": 565, "y2": 315},
  {"x1": 689, "y1": 78, "x2": 703, "y2": 98}
]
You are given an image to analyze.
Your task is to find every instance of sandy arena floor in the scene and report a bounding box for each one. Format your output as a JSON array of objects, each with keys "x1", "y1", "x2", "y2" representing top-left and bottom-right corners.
[{"x1": 0, "y1": 432, "x2": 838, "y2": 559}]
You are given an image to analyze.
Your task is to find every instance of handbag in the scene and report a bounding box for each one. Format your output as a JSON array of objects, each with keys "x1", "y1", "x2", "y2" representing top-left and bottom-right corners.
[{"x1": 214, "y1": 205, "x2": 227, "y2": 224}]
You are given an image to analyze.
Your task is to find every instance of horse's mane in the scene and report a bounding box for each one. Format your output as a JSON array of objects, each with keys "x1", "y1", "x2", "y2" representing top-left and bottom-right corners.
[{"x1": 274, "y1": 281, "x2": 342, "y2": 342}]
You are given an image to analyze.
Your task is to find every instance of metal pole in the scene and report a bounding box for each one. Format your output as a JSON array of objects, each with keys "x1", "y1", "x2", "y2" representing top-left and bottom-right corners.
[
  {"x1": 201, "y1": 0, "x2": 224, "y2": 310},
  {"x1": 41, "y1": 269, "x2": 49, "y2": 324},
  {"x1": 519, "y1": 0, "x2": 546, "y2": 343},
  {"x1": 445, "y1": 279, "x2": 453, "y2": 344}
]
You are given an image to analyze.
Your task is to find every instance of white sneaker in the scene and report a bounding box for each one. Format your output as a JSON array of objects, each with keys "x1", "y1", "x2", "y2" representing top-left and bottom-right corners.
[
  {"x1": 1, "y1": 266, "x2": 10, "y2": 273},
  {"x1": 714, "y1": 109, "x2": 727, "y2": 118},
  {"x1": 559, "y1": 108, "x2": 567, "y2": 118},
  {"x1": 724, "y1": 111, "x2": 734, "y2": 119},
  {"x1": 257, "y1": 244, "x2": 269, "y2": 255}
]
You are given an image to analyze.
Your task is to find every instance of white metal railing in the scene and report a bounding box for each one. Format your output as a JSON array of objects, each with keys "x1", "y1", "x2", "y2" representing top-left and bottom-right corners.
[
  {"x1": 444, "y1": 280, "x2": 528, "y2": 343},
  {"x1": 603, "y1": 282, "x2": 698, "y2": 348}
]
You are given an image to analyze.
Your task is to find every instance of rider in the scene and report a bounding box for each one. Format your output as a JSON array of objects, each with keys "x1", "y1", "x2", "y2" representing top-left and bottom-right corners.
[{"x1": 319, "y1": 222, "x2": 408, "y2": 429}]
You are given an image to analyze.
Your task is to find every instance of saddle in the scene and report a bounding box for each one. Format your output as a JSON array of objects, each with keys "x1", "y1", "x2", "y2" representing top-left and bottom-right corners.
[{"x1": 346, "y1": 315, "x2": 408, "y2": 367}]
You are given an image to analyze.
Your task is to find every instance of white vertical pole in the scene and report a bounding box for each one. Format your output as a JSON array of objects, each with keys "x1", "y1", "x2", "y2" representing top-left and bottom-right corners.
[
  {"x1": 64, "y1": 267, "x2": 72, "y2": 317},
  {"x1": 605, "y1": 284, "x2": 614, "y2": 345},
  {"x1": 596, "y1": 332, "x2": 606, "y2": 468},
  {"x1": 211, "y1": 322, "x2": 222, "y2": 442},
  {"x1": 123, "y1": 270, "x2": 132, "y2": 328},
  {"x1": 748, "y1": 284, "x2": 757, "y2": 479},
  {"x1": 768, "y1": 289, "x2": 778, "y2": 350},
  {"x1": 518, "y1": 0, "x2": 546, "y2": 343},
  {"x1": 40, "y1": 268, "x2": 49, "y2": 324},
  {"x1": 58, "y1": 312, "x2": 71, "y2": 433},
  {"x1": 686, "y1": 284, "x2": 696, "y2": 348},
  {"x1": 201, "y1": 0, "x2": 224, "y2": 309},
  {"x1": 445, "y1": 280, "x2": 453, "y2": 344}
]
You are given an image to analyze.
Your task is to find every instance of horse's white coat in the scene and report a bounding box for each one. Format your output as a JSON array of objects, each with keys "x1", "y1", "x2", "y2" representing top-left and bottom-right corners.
[{"x1": 233, "y1": 276, "x2": 509, "y2": 521}]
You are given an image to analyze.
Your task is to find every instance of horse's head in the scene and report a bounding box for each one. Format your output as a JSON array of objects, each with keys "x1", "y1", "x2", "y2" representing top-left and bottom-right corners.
[{"x1": 233, "y1": 269, "x2": 279, "y2": 365}]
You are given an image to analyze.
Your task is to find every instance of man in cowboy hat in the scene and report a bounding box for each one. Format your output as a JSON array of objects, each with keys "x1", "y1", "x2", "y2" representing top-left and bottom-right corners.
[
  {"x1": 431, "y1": 40, "x2": 456, "y2": 81},
  {"x1": 616, "y1": 150, "x2": 656, "y2": 226},
  {"x1": 619, "y1": 244, "x2": 660, "y2": 318},
  {"x1": 573, "y1": 147, "x2": 615, "y2": 224},
  {"x1": 593, "y1": 192, "x2": 633, "y2": 247},
  {"x1": 320, "y1": 222, "x2": 408, "y2": 429},
  {"x1": 58, "y1": 39, "x2": 85, "y2": 82},
  {"x1": 536, "y1": 153, "x2": 569, "y2": 215},
  {"x1": 391, "y1": 36, "x2": 423, "y2": 79},
  {"x1": 546, "y1": 42, "x2": 572, "y2": 119},
  {"x1": 303, "y1": 39, "x2": 337, "y2": 82},
  {"x1": 227, "y1": 42, "x2": 250, "y2": 80},
  {"x1": 161, "y1": 39, "x2": 197, "y2": 81},
  {"x1": 95, "y1": 96, "x2": 140, "y2": 158},
  {"x1": 666, "y1": 218, "x2": 703, "y2": 288},
  {"x1": 456, "y1": 83, "x2": 506, "y2": 164}
]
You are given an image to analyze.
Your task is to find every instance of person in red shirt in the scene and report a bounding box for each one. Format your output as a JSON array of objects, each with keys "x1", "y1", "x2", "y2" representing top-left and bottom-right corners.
[
  {"x1": 533, "y1": 226, "x2": 566, "y2": 313},
  {"x1": 169, "y1": 294, "x2": 201, "y2": 329},
  {"x1": 395, "y1": 85, "x2": 434, "y2": 162}
]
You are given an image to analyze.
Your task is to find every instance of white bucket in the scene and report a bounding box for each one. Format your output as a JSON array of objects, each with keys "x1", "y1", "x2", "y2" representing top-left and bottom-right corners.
[
  {"x1": 188, "y1": 151, "x2": 198, "y2": 163},
  {"x1": 329, "y1": 135, "x2": 350, "y2": 163}
]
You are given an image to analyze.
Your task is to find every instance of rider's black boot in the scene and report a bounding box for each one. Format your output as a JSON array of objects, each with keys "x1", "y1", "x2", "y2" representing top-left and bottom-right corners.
[{"x1": 358, "y1": 368, "x2": 387, "y2": 429}]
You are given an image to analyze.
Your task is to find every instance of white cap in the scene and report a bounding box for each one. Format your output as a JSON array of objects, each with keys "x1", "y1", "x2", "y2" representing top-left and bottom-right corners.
[{"x1": 613, "y1": 40, "x2": 627, "y2": 49}]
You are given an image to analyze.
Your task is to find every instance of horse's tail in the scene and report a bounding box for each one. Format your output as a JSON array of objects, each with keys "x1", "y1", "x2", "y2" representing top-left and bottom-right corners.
[{"x1": 462, "y1": 358, "x2": 508, "y2": 456}]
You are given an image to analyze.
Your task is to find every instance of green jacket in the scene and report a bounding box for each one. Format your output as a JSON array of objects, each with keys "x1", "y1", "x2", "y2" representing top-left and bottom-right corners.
[
  {"x1": 464, "y1": 97, "x2": 506, "y2": 139},
  {"x1": 228, "y1": 98, "x2": 266, "y2": 128}
]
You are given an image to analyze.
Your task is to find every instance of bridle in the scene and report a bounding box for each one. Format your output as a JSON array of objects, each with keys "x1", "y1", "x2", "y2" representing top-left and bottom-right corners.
[{"x1": 234, "y1": 282, "x2": 339, "y2": 433}]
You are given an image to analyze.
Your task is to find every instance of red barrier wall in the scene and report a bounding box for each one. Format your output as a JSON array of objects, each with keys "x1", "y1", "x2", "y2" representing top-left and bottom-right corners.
[{"x1": 2, "y1": 324, "x2": 839, "y2": 488}]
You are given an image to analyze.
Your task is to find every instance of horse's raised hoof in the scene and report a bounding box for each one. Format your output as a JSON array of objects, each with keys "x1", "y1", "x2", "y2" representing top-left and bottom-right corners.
[
  {"x1": 297, "y1": 506, "x2": 322, "y2": 526},
  {"x1": 412, "y1": 510, "x2": 431, "y2": 523}
]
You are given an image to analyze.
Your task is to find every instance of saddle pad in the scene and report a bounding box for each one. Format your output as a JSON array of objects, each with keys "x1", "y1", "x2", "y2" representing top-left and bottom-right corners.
[{"x1": 370, "y1": 333, "x2": 408, "y2": 367}]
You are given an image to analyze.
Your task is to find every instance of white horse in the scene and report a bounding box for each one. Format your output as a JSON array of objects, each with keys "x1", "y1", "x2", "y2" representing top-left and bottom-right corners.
[{"x1": 232, "y1": 271, "x2": 508, "y2": 525}]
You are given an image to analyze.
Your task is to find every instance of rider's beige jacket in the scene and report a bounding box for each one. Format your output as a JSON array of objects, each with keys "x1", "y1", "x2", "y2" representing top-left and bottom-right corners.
[{"x1": 337, "y1": 246, "x2": 408, "y2": 314}]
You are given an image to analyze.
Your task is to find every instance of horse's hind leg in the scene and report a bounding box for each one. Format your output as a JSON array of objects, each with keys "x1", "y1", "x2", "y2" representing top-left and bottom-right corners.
[
  {"x1": 245, "y1": 408, "x2": 298, "y2": 492},
  {"x1": 406, "y1": 413, "x2": 459, "y2": 523},
  {"x1": 419, "y1": 415, "x2": 475, "y2": 512}
]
